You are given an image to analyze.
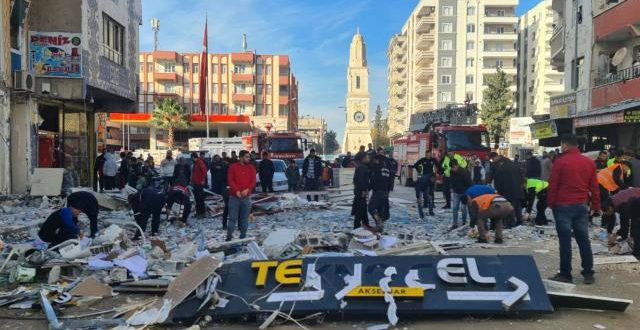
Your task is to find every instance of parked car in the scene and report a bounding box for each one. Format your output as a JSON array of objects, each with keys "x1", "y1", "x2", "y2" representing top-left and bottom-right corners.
[{"x1": 255, "y1": 159, "x2": 289, "y2": 192}]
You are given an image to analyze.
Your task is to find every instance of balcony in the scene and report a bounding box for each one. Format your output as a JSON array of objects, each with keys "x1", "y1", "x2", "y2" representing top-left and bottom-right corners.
[
  {"x1": 592, "y1": 66, "x2": 640, "y2": 108},
  {"x1": 484, "y1": 15, "x2": 518, "y2": 24},
  {"x1": 415, "y1": 51, "x2": 434, "y2": 67},
  {"x1": 415, "y1": 67, "x2": 433, "y2": 83},
  {"x1": 232, "y1": 93, "x2": 255, "y2": 103},
  {"x1": 483, "y1": 31, "x2": 518, "y2": 40},
  {"x1": 416, "y1": 15, "x2": 435, "y2": 34},
  {"x1": 550, "y1": 25, "x2": 565, "y2": 71},
  {"x1": 232, "y1": 73, "x2": 255, "y2": 83},
  {"x1": 154, "y1": 92, "x2": 179, "y2": 101},
  {"x1": 483, "y1": 48, "x2": 517, "y2": 58},
  {"x1": 395, "y1": 85, "x2": 406, "y2": 97},
  {"x1": 231, "y1": 53, "x2": 255, "y2": 63},
  {"x1": 416, "y1": 34, "x2": 434, "y2": 50},
  {"x1": 415, "y1": 101, "x2": 434, "y2": 112},
  {"x1": 415, "y1": 86, "x2": 433, "y2": 99},
  {"x1": 153, "y1": 72, "x2": 178, "y2": 81},
  {"x1": 482, "y1": 66, "x2": 517, "y2": 75},
  {"x1": 594, "y1": 0, "x2": 640, "y2": 42},
  {"x1": 152, "y1": 51, "x2": 178, "y2": 62},
  {"x1": 278, "y1": 75, "x2": 290, "y2": 85}
]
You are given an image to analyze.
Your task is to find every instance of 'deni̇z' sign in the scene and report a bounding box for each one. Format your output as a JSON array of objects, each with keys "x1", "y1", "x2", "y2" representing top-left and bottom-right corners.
[{"x1": 200, "y1": 255, "x2": 553, "y2": 319}]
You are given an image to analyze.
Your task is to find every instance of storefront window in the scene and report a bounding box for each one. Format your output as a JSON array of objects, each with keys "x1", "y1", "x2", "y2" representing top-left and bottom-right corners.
[{"x1": 62, "y1": 111, "x2": 89, "y2": 187}]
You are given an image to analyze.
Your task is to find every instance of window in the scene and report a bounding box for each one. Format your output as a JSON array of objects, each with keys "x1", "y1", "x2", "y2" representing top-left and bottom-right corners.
[
  {"x1": 160, "y1": 63, "x2": 175, "y2": 73},
  {"x1": 255, "y1": 103, "x2": 264, "y2": 116},
  {"x1": 221, "y1": 83, "x2": 227, "y2": 94},
  {"x1": 497, "y1": 27, "x2": 505, "y2": 34},
  {"x1": 531, "y1": 47, "x2": 536, "y2": 57},
  {"x1": 138, "y1": 82, "x2": 144, "y2": 93},
  {"x1": 184, "y1": 84, "x2": 190, "y2": 95},
  {"x1": 466, "y1": 41, "x2": 474, "y2": 50},
  {"x1": 147, "y1": 82, "x2": 154, "y2": 93},
  {"x1": 147, "y1": 63, "x2": 154, "y2": 72},
  {"x1": 467, "y1": 6, "x2": 475, "y2": 16},
  {"x1": 439, "y1": 91, "x2": 452, "y2": 102},
  {"x1": 234, "y1": 104, "x2": 246, "y2": 114},
  {"x1": 234, "y1": 65, "x2": 246, "y2": 74},
  {"x1": 234, "y1": 83, "x2": 247, "y2": 94},
  {"x1": 497, "y1": 9, "x2": 506, "y2": 17},
  {"x1": 531, "y1": 64, "x2": 536, "y2": 73},
  {"x1": 138, "y1": 103, "x2": 144, "y2": 113},
  {"x1": 102, "y1": 14, "x2": 124, "y2": 65},
  {"x1": 465, "y1": 92, "x2": 473, "y2": 101},
  {"x1": 441, "y1": 40, "x2": 453, "y2": 50},
  {"x1": 220, "y1": 103, "x2": 228, "y2": 114},
  {"x1": 193, "y1": 103, "x2": 199, "y2": 114},
  {"x1": 257, "y1": 84, "x2": 264, "y2": 94},
  {"x1": 572, "y1": 57, "x2": 584, "y2": 89},
  {"x1": 164, "y1": 83, "x2": 175, "y2": 93},
  {"x1": 495, "y1": 60, "x2": 504, "y2": 68},
  {"x1": 280, "y1": 105, "x2": 289, "y2": 117},
  {"x1": 212, "y1": 83, "x2": 217, "y2": 93},
  {"x1": 146, "y1": 103, "x2": 154, "y2": 113},
  {"x1": 266, "y1": 104, "x2": 272, "y2": 115},
  {"x1": 266, "y1": 84, "x2": 272, "y2": 94},
  {"x1": 211, "y1": 65, "x2": 217, "y2": 74},
  {"x1": 192, "y1": 63, "x2": 198, "y2": 73},
  {"x1": 465, "y1": 75, "x2": 474, "y2": 84},
  {"x1": 139, "y1": 62, "x2": 144, "y2": 72},
  {"x1": 356, "y1": 75, "x2": 361, "y2": 89},
  {"x1": 184, "y1": 62, "x2": 189, "y2": 73},
  {"x1": 531, "y1": 31, "x2": 536, "y2": 41},
  {"x1": 192, "y1": 83, "x2": 198, "y2": 95},
  {"x1": 440, "y1": 57, "x2": 452, "y2": 67},
  {"x1": 466, "y1": 58, "x2": 474, "y2": 67},
  {"x1": 467, "y1": 24, "x2": 475, "y2": 33},
  {"x1": 279, "y1": 85, "x2": 289, "y2": 95},
  {"x1": 442, "y1": 6, "x2": 453, "y2": 16},
  {"x1": 266, "y1": 65, "x2": 272, "y2": 75},
  {"x1": 440, "y1": 75, "x2": 452, "y2": 84},
  {"x1": 441, "y1": 23, "x2": 453, "y2": 33}
]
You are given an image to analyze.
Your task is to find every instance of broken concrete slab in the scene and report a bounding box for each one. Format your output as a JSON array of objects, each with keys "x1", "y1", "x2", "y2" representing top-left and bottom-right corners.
[
  {"x1": 594, "y1": 255, "x2": 639, "y2": 265},
  {"x1": 154, "y1": 255, "x2": 221, "y2": 311},
  {"x1": 69, "y1": 276, "x2": 113, "y2": 297},
  {"x1": 262, "y1": 229, "x2": 300, "y2": 258},
  {"x1": 548, "y1": 291, "x2": 633, "y2": 312},
  {"x1": 30, "y1": 168, "x2": 64, "y2": 196},
  {"x1": 543, "y1": 279, "x2": 576, "y2": 293}
]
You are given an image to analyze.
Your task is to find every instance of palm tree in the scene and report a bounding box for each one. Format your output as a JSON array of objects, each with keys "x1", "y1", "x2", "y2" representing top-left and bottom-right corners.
[{"x1": 150, "y1": 98, "x2": 189, "y2": 149}]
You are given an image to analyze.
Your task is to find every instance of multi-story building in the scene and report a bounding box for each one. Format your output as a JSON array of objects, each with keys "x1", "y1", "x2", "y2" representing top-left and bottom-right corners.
[
  {"x1": 0, "y1": 0, "x2": 10, "y2": 194},
  {"x1": 7, "y1": 0, "x2": 141, "y2": 193},
  {"x1": 387, "y1": 0, "x2": 519, "y2": 137},
  {"x1": 109, "y1": 51, "x2": 299, "y2": 149},
  {"x1": 297, "y1": 115, "x2": 327, "y2": 150},
  {"x1": 516, "y1": 0, "x2": 565, "y2": 118}
]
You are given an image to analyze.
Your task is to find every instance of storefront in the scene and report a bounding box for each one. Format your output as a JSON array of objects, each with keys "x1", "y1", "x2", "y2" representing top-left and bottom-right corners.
[
  {"x1": 530, "y1": 93, "x2": 577, "y2": 147},
  {"x1": 573, "y1": 102, "x2": 640, "y2": 152}
]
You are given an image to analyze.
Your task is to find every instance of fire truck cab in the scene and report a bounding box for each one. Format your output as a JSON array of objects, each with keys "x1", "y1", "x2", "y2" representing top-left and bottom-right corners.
[{"x1": 243, "y1": 132, "x2": 309, "y2": 161}]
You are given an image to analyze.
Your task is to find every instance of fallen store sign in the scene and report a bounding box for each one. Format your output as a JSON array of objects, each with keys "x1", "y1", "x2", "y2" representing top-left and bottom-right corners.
[{"x1": 198, "y1": 255, "x2": 553, "y2": 320}]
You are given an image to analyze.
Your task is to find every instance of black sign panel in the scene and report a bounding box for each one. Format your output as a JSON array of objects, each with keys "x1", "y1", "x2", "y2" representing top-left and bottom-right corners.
[{"x1": 206, "y1": 255, "x2": 553, "y2": 319}]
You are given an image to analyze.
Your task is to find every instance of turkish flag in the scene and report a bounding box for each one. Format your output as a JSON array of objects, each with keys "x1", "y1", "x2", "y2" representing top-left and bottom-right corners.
[{"x1": 199, "y1": 18, "x2": 208, "y2": 115}]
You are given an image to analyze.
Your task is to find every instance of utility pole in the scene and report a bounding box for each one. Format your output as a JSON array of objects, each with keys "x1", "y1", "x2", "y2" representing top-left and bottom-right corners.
[{"x1": 151, "y1": 18, "x2": 160, "y2": 51}]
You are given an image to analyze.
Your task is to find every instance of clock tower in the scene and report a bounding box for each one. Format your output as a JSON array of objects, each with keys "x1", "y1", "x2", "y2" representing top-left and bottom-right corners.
[{"x1": 342, "y1": 29, "x2": 372, "y2": 153}]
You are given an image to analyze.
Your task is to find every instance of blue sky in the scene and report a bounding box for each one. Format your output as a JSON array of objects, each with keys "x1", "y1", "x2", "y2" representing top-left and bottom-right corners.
[{"x1": 140, "y1": 0, "x2": 542, "y2": 143}]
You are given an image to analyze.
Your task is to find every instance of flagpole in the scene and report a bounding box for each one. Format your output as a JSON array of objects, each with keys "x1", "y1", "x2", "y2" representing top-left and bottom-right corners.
[{"x1": 205, "y1": 16, "x2": 210, "y2": 138}]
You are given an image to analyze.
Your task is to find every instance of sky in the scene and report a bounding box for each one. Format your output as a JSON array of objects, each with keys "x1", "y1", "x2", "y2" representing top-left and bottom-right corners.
[{"x1": 140, "y1": 0, "x2": 543, "y2": 143}]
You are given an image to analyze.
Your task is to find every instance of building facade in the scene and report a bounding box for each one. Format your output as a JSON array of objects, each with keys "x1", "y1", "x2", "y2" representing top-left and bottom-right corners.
[
  {"x1": 0, "y1": 0, "x2": 10, "y2": 194},
  {"x1": 109, "y1": 51, "x2": 299, "y2": 149},
  {"x1": 7, "y1": 0, "x2": 141, "y2": 193},
  {"x1": 343, "y1": 30, "x2": 372, "y2": 153},
  {"x1": 516, "y1": 0, "x2": 565, "y2": 118},
  {"x1": 387, "y1": 0, "x2": 519, "y2": 137},
  {"x1": 297, "y1": 115, "x2": 326, "y2": 150}
]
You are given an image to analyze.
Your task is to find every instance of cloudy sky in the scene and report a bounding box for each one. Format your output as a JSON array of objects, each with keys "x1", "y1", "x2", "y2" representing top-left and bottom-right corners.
[{"x1": 140, "y1": 0, "x2": 542, "y2": 143}]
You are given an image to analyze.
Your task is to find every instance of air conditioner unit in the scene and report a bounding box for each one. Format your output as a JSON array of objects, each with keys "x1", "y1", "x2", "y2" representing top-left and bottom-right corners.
[{"x1": 13, "y1": 70, "x2": 35, "y2": 92}]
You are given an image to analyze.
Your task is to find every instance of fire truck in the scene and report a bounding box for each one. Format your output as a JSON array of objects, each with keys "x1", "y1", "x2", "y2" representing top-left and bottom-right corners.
[
  {"x1": 189, "y1": 132, "x2": 309, "y2": 161},
  {"x1": 393, "y1": 104, "x2": 491, "y2": 186}
]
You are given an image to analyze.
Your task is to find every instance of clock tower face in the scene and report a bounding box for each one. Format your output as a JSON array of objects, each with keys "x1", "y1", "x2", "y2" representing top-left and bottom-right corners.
[{"x1": 353, "y1": 111, "x2": 365, "y2": 123}]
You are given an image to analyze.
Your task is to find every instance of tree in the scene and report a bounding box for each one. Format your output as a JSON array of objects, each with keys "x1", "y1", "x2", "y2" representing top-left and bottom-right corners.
[
  {"x1": 323, "y1": 130, "x2": 339, "y2": 155},
  {"x1": 371, "y1": 105, "x2": 390, "y2": 148},
  {"x1": 150, "y1": 98, "x2": 189, "y2": 149},
  {"x1": 481, "y1": 68, "x2": 514, "y2": 149}
]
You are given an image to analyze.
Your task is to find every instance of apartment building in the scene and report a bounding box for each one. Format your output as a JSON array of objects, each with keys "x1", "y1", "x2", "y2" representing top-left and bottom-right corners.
[
  {"x1": 516, "y1": 0, "x2": 565, "y2": 118},
  {"x1": 109, "y1": 51, "x2": 299, "y2": 149},
  {"x1": 387, "y1": 0, "x2": 519, "y2": 137},
  {"x1": 298, "y1": 115, "x2": 327, "y2": 149}
]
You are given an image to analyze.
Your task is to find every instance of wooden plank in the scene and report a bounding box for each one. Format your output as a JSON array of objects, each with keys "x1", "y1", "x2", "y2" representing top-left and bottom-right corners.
[
  {"x1": 30, "y1": 168, "x2": 64, "y2": 196},
  {"x1": 594, "y1": 255, "x2": 639, "y2": 265},
  {"x1": 548, "y1": 291, "x2": 633, "y2": 312}
]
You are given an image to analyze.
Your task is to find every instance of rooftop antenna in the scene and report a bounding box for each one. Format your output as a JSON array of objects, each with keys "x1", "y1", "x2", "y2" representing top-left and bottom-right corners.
[
  {"x1": 242, "y1": 33, "x2": 248, "y2": 52},
  {"x1": 150, "y1": 18, "x2": 160, "y2": 51}
]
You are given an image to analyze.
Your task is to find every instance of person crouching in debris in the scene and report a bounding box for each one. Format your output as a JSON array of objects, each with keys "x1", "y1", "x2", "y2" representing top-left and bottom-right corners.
[
  {"x1": 352, "y1": 153, "x2": 371, "y2": 229},
  {"x1": 38, "y1": 191, "x2": 99, "y2": 246},
  {"x1": 611, "y1": 187, "x2": 640, "y2": 259},
  {"x1": 128, "y1": 187, "x2": 167, "y2": 238},
  {"x1": 226, "y1": 150, "x2": 257, "y2": 241},
  {"x1": 165, "y1": 185, "x2": 192, "y2": 226},
  {"x1": 368, "y1": 153, "x2": 393, "y2": 233},
  {"x1": 525, "y1": 178, "x2": 549, "y2": 225},
  {"x1": 466, "y1": 188, "x2": 512, "y2": 244},
  {"x1": 597, "y1": 157, "x2": 630, "y2": 245}
]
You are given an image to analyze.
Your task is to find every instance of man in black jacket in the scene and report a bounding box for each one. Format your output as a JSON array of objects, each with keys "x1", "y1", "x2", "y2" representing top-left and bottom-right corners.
[
  {"x1": 450, "y1": 160, "x2": 472, "y2": 229},
  {"x1": 258, "y1": 151, "x2": 275, "y2": 193},
  {"x1": 494, "y1": 156, "x2": 525, "y2": 227},
  {"x1": 413, "y1": 150, "x2": 437, "y2": 218},
  {"x1": 352, "y1": 154, "x2": 371, "y2": 229},
  {"x1": 128, "y1": 187, "x2": 166, "y2": 238},
  {"x1": 210, "y1": 155, "x2": 229, "y2": 229},
  {"x1": 172, "y1": 157, "x2": 191, "y2": 187},
  {"x1": 525, "y1": 151, "x2": 542, "y2": 179},
  {"x1": 303, "y1": 149, "x2": 323, "y2": 201},
  {"x1": 368, "y1": 154, "x2": 393, "y2": 232}
]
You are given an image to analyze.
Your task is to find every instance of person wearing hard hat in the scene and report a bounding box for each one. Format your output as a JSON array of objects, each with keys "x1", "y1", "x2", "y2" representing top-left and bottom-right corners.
[{"x1": 525, "y1": 178, "x2": 549, "y2": 225}]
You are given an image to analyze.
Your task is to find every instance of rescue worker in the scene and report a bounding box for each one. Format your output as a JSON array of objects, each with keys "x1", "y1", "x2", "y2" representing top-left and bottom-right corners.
[
  {"x1": 413, "y1": 150, "x2": 437, "y2": 218},
  {"x1": 368, "y1": 153, "x2": 393, "y2": 233},
  {"x1": 595, "y1": 151, "x2": 609, "y2": 170},
  {"x1": 128, "y1": 187, "x2": 166, "y2": 238},
  {"x1": 38, "y1": 191, "x2": 100, "y2": 246},
  {"x1": 525, "y1": 178, "x2": 549, "y2": 225},
  {"x1": 611, "y1": 187, "x2": 640, "y2": 259},
  {"x1": 467, "y1": 192, "x2": 513, "y2": 244},
  {"x1": 165, "y1": 184, "x2": 192, "y2": 226},
  {"x1": 439, "y1": 151, "x2": 467, "y2": 209},
  {"x1": 352, "y1": 154, "x2": 371, "y2": 229},
  {"x1": 597, "y1": 158, "x2": 630, "y2": 243}
]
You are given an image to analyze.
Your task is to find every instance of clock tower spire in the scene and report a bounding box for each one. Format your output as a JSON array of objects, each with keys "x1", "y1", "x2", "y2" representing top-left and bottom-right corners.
[{"x1": 342, "y1": 29, "x2": 372, "y2": 153}]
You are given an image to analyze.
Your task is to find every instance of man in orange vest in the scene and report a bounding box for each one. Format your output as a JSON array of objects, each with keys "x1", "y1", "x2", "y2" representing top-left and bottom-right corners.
[
  {"x1": 598, "y1": 158, "x2": 630, "y2": 244},
  {"x1": 467, "y1": 189, "x2": 514, "y2": 244}
]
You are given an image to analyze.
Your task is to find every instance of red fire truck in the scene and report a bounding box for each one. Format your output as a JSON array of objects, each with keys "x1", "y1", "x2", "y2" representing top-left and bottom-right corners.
[
  {"x1": 393, "y1": 105, "x2": 491, "y2": 186},
  {"x1": 242, "y1": 132, "x2": 309, "y2": 160}
]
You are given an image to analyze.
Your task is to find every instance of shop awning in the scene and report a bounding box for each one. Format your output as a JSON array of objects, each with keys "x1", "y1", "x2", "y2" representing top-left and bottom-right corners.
[
  {"x1": 529, "y1": 118, "x2": 574, "y2": 147},
  {"x1": 573, "y1": 100, "x2": 640, "y2": 128},
  {"x1": 108, "y1": 113, "x2": 253, "y2": 132}
]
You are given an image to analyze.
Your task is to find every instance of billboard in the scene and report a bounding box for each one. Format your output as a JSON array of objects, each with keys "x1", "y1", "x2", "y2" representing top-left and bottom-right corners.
[
  {"x1": 29, "y1": 32, "x2": 82, "y2": 78},
  {"x1": 549, "y1": 93, "x2": 576, "y2": 119}
]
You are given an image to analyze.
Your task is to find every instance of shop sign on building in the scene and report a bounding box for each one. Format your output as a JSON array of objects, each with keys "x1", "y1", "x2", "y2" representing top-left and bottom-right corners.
[
  {"x1": 530, "y1": 121, "x2": 558, "y2": 140},
  {"x1": 624, "y1": 109, "x2": 640, "y2": 123},
  {"x1": 197, "y1": 256, "x2": 553, "y2": 320},
  {"x1": 550, "y1": 93, "x2": 577, "y2": 119},
  {"x1": 509, "y1": 117, "x2": 534, "y2": 145},
  {"x1": 574, "y1": 111, "x2": 625, "y2": 128},
  {"x1": 29, "y1": 32, "x2": 82, "y2": 78}
]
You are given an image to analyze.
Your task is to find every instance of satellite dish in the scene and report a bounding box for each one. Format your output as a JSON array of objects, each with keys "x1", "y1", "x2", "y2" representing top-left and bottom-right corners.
[{"x1": 611, "y1": 47, "x2": 628, "y2": 66}]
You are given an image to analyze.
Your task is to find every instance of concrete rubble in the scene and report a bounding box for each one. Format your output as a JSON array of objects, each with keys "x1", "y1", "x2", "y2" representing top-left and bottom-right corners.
[{"x1": 0, "y1": 185, "x2": 637, "y2": 329}]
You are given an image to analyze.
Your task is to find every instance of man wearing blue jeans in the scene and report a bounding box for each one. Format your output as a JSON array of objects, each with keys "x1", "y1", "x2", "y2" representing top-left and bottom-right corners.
[
  {"x1": 450, "y1": 160, "x2": 472, "y2": 230},
  {"x1": 226, "y1": 150, "x2": 257, "y2": 241},
  {"x1": 547, "y1": 134, "x2": 601, "y2": 284}
]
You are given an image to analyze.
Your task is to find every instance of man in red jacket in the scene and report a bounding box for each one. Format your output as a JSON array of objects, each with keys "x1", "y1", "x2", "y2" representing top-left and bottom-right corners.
[
  {"x1": 191, "y1": 152, "x2": 209, "y2": 218},
  {"x1": 226, "y1": 150, "x2": 256, "y2": 241},
  {"x1": 547, "y1": 134, "x2": 600, "y2": 285}
]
